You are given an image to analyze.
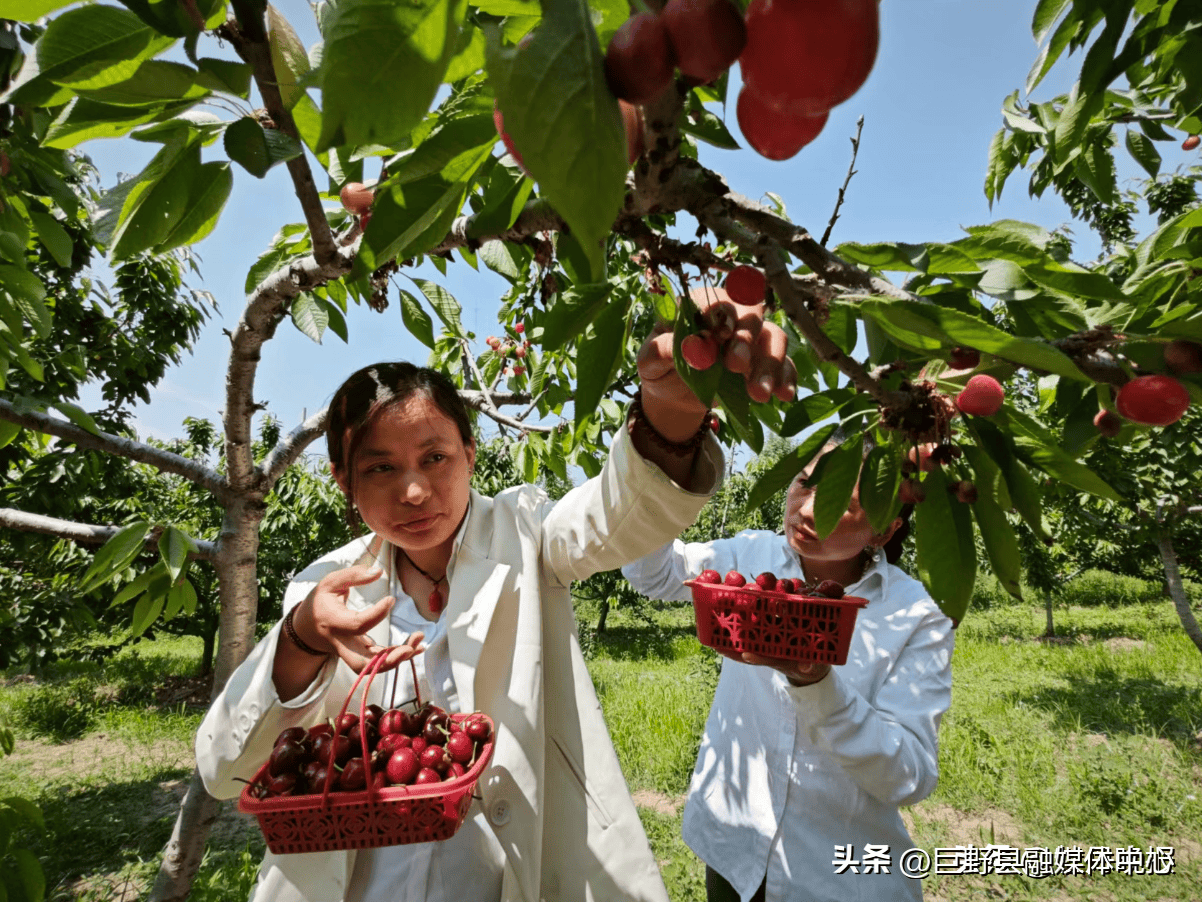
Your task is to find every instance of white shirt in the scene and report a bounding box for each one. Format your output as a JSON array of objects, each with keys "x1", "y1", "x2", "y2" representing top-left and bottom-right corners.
[
  {"x1": 344, "y1": 512, "x2": 506, "y2": 902},
  {"x1": 622, "y1": 531, "x2": 954, "y2": 902}
]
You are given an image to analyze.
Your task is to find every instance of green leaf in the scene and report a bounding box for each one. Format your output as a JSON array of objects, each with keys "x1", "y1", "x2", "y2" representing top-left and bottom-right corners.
[
  {"x1": 0, "y1": 797, "x2": 44, "y2": 832},
  {"x1": 914, "y1": 468, "x2": 976, "y2": 623},
  {"x1": 163, "y1": 579, "x2": 196, "y2": 621},
  {"x1": 74, "y1": 59, "x2": 208, "y2": 106},
  {"x1": 740, "y1": 424, "x2": 838, "y2": 519},
  {"x1": 153, "y1": 161, "x2": 232, "y2": 251},
  {"x1": 267, "y1": 4, "x2": 310, "y2": 110},
  {"x1": 859, "y1": 444, "x2": 903, "y2": 535},
  {"x1": 79, "y1": 521, "x2": 151, "y2": 595},
  {"x1": 362, "y1": 166, "x2": 487, "y2": 268},
  {"x1": 109, "y1": 140, "x2": 200, "y2": 258},
  {"x1": 971, "y1": 419, "x2": 1051, "y2": 543},
  {"x1": 110, "y1": 564, "x2": 166, "y2": 608},
  {"x1": 223, "y1": 117, "x2": 303, "y2": 178},
  {"x1": 779, "y1": 388, "x2": 853, "y2": 437},
  {"x1": 31, "y1": 5, "x2": 174, "y2": 89},
  {"x1": 44, "y1": 97, "x2": 196, "y2": 150},
  {"x1": 412, "y1": 278, "x2": 465, "y2": 338},
  {"x1": 680, "y1": 98, "x2": 740, "y2": 150},
  {"x1": 157, "y1": 526, "x2": 193, "y2": 584},
  {"x1": 1003, "y1": 407, "x2": 1121, "y2": 501},
  {"x1": 0, "y1": 267, "x2": 50, "y2": 339},
  {"x1": 195, "y1": 57, "x2": 252, "y2": 97},
  {"x1": 399, "y1": 289, "x2": 436, "y2": 348},
  {"x1": 4, "y1": 0, "x2": 76, "y2": 21},
  {"x1": 813, "y1": 435, "x2": 863, "y2": 540},
  {"x1": 29, "y1": 212, "x2": 74, "y2": 268},
  {"x1": 486, "y1": 0, "x2": 627, "y2": 280},
  {"x1": 1124, "y1": 128, "x2": 1161, "y2": 178},
  {"x1": 130, "y1": 592, "x2": 165, "y2": 638},
  {"x1": 1031, "y1": 0, "x2": 1071, "y2": 44},
  {"x1": 468, "y1": 175, "x2": 535, "y2": 240},
  {"x1": 971, "y1": 490, "x2": 1023, "y2": 602},
  {"x1": 0, "y1": 421, "x2": 20, "y2": 449},
  {"x1": 50, "y1": 401, "x2": 98, "y2": 434},
  {"x1": 542, "y1": 282, "x2": 611, "y2": 352},
  {"x1": 11, "y1": 849, "x2": 44, "y2": 902},
  {"x1": 573, "y1": 297, "x2": 627, "y2": 429},
  {"x1": 317, "y1": 0, "x2": 468, "y2": 151},
  {"x1": 290, "y1": 293, "x2": 329, "y2": 343}
]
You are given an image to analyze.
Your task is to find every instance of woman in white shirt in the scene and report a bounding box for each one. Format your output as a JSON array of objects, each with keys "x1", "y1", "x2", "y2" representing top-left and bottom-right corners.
[
  {"x1": 622, "y1": 438, "x2": 955, "y2": 902},
  {"x1": 195, "y1": 293, "x2": 799, "y2": 902}
]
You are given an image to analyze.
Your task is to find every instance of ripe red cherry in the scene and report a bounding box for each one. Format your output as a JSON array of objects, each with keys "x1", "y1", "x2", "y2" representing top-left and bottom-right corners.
[
  {"x1": 339, "y1": 182, "x2": 373, "y2": 216},
  {"x1": 420, "y1": 745, "x2": 451, "y2": 774},
  {"x1": 414, "y1": 767, "x2": 443, "y2": 785},
  {"x1": 512, "y1": 365, "x2": 526, "y2": 376},
  {"x1": 464, "y1": 715, "x2": 492, "y2": 744},
  {"x1": 1115, "y1": 375, "x2": 1190, "y2": 426},
  {"x1": 661, "y1": 0, "x2": 746, "y2": 85},
  {"x1": 955, "y1": 374, "x2": 1005, "y2": 417},
  {"x1": 725, "y1": 265, "x2": 766, "y2": 305},
  {"x1": 493, "y1": 103, "x2": 526, "y2": 171},
  {"x1": 949, "y1": 347, "x2": 980, "y2": 370},
  {"x1": 754, "y1": 572, "x2": 777, "y2": 591},
  {"x1": 605, "y1": 12, "x2": 676, "y2": 105},
  {"x1": 736, "y1": 87, "x2": 828, "y2": 160},
  {"x1": 708, "y1": 414, "x2": 720, "y2": 433},
  {"x1": 446, "y1": 731, "x2": 475, "y2": 765},
  {"x1": 1184, "y1": 134, "x2": 1201, "y2": 151},
  {"x1": 814, "y1": 579, "x2": 845, "y2": 599},
  {"x1": 739, "y1": 0, "x2": 879, "y2": 116},
  {"x1": 777, "y1": 577, "x2": 797, "y2": 594},
  {"x1": 274, "y1": 727, "x2": 307, "y2": 748},
  {"x1": 723, "y1": 570, "x2": 746, "y2": 587},
  {"x1": 681, "y1": 333, "x2": 719, "y2": 370},
  {"x1": 514, "y1": 323, "x2": 525, "y2": 334},
  {"x1": 1093, "y1": 409, "x2": 1122, "y2": 438},
  {"x1": 954, "y1": 481, "x2": 979, "y2": 504},
  {"x1": 387, "y1": 747, "x2": 422, "y2": 785},
  {"x1": 696, "y1": 569, "x2": 722, "y2": 583},
  {"x1": 898, "y1": 478, "x2": 926, "y2": 504},
  {"x1": 339, "y1": 756, "x2": 368, "y2": 791}
]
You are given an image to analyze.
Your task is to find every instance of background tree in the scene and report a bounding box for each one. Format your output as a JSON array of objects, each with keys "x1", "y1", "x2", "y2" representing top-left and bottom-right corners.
[{"x1": 0, "y1": 0, "x2": 1199, "y2": 899}]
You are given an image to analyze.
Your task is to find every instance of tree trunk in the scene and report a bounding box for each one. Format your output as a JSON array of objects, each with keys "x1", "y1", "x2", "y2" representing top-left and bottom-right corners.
[
  {"x1": 1043, "y1": 593, "x2": 1055, "y2": 638},
  {"x1": 149, "y1": 499, "x2": 265, "y2": 902},
  {"x1": 596, "y1": 598, "x2": 610, "y2": 633},
  {"x1": 1156, "y1": 526, "x2": 1202, "y2": 657},
  {"x1": 201, "y1": 615, "x2": 216, "y2": 676}
]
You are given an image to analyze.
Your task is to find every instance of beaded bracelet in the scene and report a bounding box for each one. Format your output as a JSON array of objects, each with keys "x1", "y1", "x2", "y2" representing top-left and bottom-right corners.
[
  {"x1": 628, "y1": 389, "x2": 712, "y2": 456},
  {"x1": 283, "y1": 605, "x2": 329, "y2": 657}
]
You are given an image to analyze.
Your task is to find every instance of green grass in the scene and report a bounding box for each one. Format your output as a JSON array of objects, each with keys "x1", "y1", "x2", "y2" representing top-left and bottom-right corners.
[{"x1": 3, "y1": 601, "x2": 1200, "y2": 901}]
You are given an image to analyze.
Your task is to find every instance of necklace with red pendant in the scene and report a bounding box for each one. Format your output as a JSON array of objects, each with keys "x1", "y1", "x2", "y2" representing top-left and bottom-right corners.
[{"x1": 400, "y1": 549, "x2": 447, "y2": 614}]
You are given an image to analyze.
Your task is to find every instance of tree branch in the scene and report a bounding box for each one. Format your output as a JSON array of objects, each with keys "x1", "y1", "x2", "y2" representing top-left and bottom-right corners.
[
  {"x1": 0, "y1": 400, "x2": 231, "y2": 501},
  {"x1": 426, "y1": 198, "x2": 566, "y2": 257},
  {"x1": 258, "y1": 408, "x2": 328, "y2": 485},
  {"x1": 0, "y1": 508, "x2": 219, "y2": 561},
  {"x1": 220, "y1": 14, "x2": 337, "y2": 266},
  {"x1": 821, "y1": 115, "x2": 864, "y2": 247}
]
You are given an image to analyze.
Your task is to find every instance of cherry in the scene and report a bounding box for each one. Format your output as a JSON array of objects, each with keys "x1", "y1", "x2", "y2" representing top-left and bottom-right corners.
[
  {"x1": 420, "y1": 744, "x2": 451, "y2": 774},
  {"x1": 955, "y1": 374, "x2": 1005, "y2": 416},
  {"x1": 386, "y1": 747, "x2": 421, "y2": 785},
  {"x1": 379, "y1": 708, "x2": 406, "y2": 736},
  {"x1": 375, "y1": 733, "x2": 411, "y2": 757},
  {"x1": 709, "y1": 414, "x2": 720, "y2": 433},
  {"x1": 274, "y1": 726, "x2": 307, "y2": 748},
  {"x1": 423, "y1": 719, "x2": 449, "y2": 746},
  {"x1": 301, "y1": 759, "x2": 325, "y2": 785},
  {"x1": 411, "y1": 735, "x2": 428, "y2": 756},
  {"x1": 512, "y1": 365, "x2": 526, "y2": 376},
  {"x1": 514, "y1": 323, "x2": 525, "y2": 334},
  {"x1": 364, "y1": 704, "x2": 385, "y2": 727},
  {"x1": 265, "y1": 772, "x2": 297, "y2": 797},
  {"x1": 736, "y1": 86, "x2": 828, "y2": 160},
  {"x1": 725, "y1": 265, "x2": 766, "y2": 305},
  {"x1": 464, "y1": 716, "x2": 492, "y2": 744},
  {"x1": 1115, "y1": 374, "x2": 1190, "y2": 426},
  {"x1": 335, "y1": 713, "x2": 359, "y2": 736},
  {"x1": 339, "y1": 756, "x2": 368, "y2": 791},
  {"x1": 754, "y1": 571, "x2": 777, "y2": 591},
  {"x1": 777, "y1": 577, "x2": 797, "y2": 594},
  {"x1": 447, "y1": 762, "x2": 467, "y2": 779},
  {"x1": 949, "y1": 347, "x2": 980, "y2": 370},
  {"x1": 814, "y1": 579, "x2": 845, "y2": 599},
  {"x1": 1164, "y1": 339, "x2": 1202, "y2": 374},
  {"x1": 605, "y1": 12, "x2": 676, "y2": 105},
  {"x1": 723, "y1": 570, "x2": 747, "y2": 587},
  {"x1": 446, "y1": 731, "x2": 475, "y2": 765},
  {"x1": 1184, "y1": 134, "x2": 1201, "y2": 151},
  {"x1": 1093, "y1": 409, "x2": 1122, "y2": 437},
  {"x1": 681, "y1": 332, "x2": 719, "y2": 370},
  {"x1": 696, "y1": 569, "x2": 722, "y2": 583},
  {"x1": 954, "y1": 480, "x2": 978, "y2": 504},
  {"x1": 486, "y1": 336, "x2": 500, "y2": 350},
  {"x1": 414, "y1": 767, "x2": 443, "y2": 785},
  {"x1": 661, "y1": 0, "x2": 746, "y2": 85},
  {"x1": 740, "y1": 0, "x2": 879, "y2": 116},
  {"x1": 269, "y1": 740, "x2": 305, "y2": 776},
  {"x1": 307, "y1": 722, "x2": 334, "y2": 740},
  {"x1": 339, "y1": 182, "x2": 374, "y2": 216},
  {"x1": 514, "y1": 345, "x2": 527, "y2": 359}
]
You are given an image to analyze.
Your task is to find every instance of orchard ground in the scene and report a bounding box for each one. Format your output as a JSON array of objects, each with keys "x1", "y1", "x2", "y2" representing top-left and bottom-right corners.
[{"x1": 2, "y1": 573, "x2": 1200, "y2": 902}]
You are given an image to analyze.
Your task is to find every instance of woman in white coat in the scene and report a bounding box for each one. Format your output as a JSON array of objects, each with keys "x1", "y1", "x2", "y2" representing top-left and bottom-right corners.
[{"x1": 195, "y1": 293, "x2": 797, "y2": 902}]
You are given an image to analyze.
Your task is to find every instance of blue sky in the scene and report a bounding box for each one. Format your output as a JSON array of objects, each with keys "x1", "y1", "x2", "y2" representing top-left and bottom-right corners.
[{"x1": 75, "y1": 1, "x2": 1139, "y2": 453}]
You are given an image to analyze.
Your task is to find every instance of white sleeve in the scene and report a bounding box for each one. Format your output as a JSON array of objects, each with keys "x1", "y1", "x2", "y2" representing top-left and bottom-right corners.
[
  {"x1": 194, "y1": 578, "x2": 340, "y2": 800},
  {"x1": 786, "y1": 605, "x2": 954, "y2": 807},
  {"x1": 620, "y1": 535, "x2": 746, "y2": 603}
]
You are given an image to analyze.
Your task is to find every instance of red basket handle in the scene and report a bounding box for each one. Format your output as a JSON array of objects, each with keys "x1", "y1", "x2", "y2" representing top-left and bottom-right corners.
[{"x1": 318, "y1": 648, "x2": 394, "y2": 808}]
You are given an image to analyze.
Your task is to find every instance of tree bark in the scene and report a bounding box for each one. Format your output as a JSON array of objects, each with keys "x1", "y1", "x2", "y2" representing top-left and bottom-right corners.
[
  {"x1": 1044, "y1": 594, "x2": 1055, "y2": 638},
  {"x1": 147, "y1": 771, "x2": 223, "y2": 902},
  {"x1": 1156, "y1": 526, "x2": 1202, "y2": 656}
]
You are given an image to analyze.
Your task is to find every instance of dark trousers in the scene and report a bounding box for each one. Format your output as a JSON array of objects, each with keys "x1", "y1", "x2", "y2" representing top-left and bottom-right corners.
[{"x1": 706, "y1": 865, "x2": 767, "y2": 902}]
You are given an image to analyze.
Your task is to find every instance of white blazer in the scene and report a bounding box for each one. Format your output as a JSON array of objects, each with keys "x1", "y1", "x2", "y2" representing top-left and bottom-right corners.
[{"x1": 196, "y1": 426, "x2": 722, "y2": 902}]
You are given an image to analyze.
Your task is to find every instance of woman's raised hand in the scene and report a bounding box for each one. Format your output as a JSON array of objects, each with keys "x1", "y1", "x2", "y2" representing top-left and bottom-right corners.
[{"x1": 293, "y1": 565, "x2": 425, "y2": 673}]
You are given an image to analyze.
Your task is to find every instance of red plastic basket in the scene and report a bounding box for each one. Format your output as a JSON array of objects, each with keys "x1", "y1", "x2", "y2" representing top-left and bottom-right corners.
[
  {"x1": 685, "y1": 579, "x2": 868, "y2": 665},
  {"x1": 238, "y1": 650, "x2": 495, "y2": 854}
]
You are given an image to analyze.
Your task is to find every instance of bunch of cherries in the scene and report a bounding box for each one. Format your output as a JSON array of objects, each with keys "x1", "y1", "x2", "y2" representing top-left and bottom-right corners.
[
  {"x1": 245, "y1": 702, "x2": 493, "y2": 799},
  {"x1": 695, "y1": 568, "x2": 846, "y2": 599}
]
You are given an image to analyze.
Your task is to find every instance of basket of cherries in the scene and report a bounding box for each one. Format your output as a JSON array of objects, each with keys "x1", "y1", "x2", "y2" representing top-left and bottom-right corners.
[
  {"x1": 238, "y1": 650, "x2": 495, "y2": 854},
  {"x1": 684, "y1": 569, "x2": 868, "y2": 665}
]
